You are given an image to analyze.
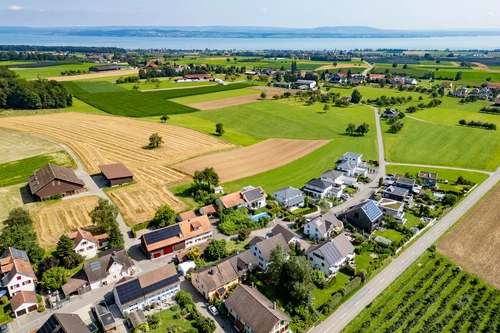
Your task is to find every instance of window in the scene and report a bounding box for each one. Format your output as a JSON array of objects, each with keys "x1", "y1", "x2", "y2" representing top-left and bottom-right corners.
[
  {"x1": 321, "y1": 263, "x2": 325, "y2": 267},
  {"x1": 87, "y1": 246, "x2": 93, "y2": 250},
  {"x1": 82, "y1": 241, "x2": 87, "y2": 245},
  {"x1": 17, "y1": 276, "x2": 22, "y2": 280}
]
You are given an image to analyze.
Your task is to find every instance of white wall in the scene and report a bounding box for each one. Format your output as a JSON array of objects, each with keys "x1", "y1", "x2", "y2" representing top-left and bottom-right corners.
[
  {"x1": 74, "y1": 239, "x2": 97, "y2": 260},
  {"x1": 6, "y1": 274, "x2": 36, "y2": 298},
  {"x1": 185, "y1": 231, "x2": 213, "y2": 248},
  {"x1": 117, "y1": 284, "x2": 180, "y2": 315},
  {"x1": 13, "y1": 301, "x2": 37, "y2": 317}
]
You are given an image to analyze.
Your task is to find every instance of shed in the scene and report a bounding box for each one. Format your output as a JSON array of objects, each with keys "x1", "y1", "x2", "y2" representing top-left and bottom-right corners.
[
  {"x1": 178, "y1": 260, "x2": 196, "y2": 276},
  {"x1": 375, "y1": 236, "x2": 392, "y2": 246},
  {"x1": 98, "y1": 163, "x2": 133, "y2": 187},
  {"x1": 129, "y1": 310, "x2": 147, "y2": 329}
]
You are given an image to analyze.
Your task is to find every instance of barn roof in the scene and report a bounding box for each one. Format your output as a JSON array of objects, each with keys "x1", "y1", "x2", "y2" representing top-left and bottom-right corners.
[
  {"x1": 98, "y1": 163, "x2": 133, "y2": 180},
  {"x1": 28, "y1": 164, "x2": 84, "y2": 195}
]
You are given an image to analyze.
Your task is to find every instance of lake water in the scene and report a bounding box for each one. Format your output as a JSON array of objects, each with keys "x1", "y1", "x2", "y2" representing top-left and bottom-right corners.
[{"x1": 1, "y1": 34, "x2": 500, "y2": 50}]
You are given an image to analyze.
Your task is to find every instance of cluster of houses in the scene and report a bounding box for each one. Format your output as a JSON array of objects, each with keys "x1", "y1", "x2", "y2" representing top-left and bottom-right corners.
[
  {"x1": 329, "y1": 72, "x2": 366, "y2": 85},
  {"x1": 391, "y1": 76, "x2": 418, "y2": 86},
  {"x1": 447, "y1": 84, "x2": 498, "y2": 101}
]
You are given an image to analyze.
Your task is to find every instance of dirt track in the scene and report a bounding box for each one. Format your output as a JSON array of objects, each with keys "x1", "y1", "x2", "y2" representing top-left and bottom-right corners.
[
  {"x1": 174, "y1": 138, "x2": 330, "y2": 183},
  {"x1": 47, "y1": 69, "x2": 139, "y2": 81}
]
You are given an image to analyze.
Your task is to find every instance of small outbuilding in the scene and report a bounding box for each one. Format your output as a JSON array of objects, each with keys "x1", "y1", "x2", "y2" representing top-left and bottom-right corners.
[
  {"x1": 129, "y1": 310, "x2": 147, "y2": 331},
  {"x1": 178, "y1": 260, "x2": 196, "y2": 276},
  {"x1": 98, "y1": 163, "x2": 133, "y2": 187}
]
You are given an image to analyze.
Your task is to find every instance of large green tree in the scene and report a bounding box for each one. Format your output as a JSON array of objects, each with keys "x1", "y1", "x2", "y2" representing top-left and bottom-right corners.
[
  {"x1": 108, "y1": 222, "x2": 125, "y2": 248},
  {"x1": 151, "y1": 204, "x2": 176, "y2": 227},
  {"x1": 351, "y1": 89, "x2": 362, "y2": 104},
  {"x1": 148, "y1": 133, "x2": 163, "y2": 148},
  {"x1": 55, "y1": 235, "x2": 74, "y2": 261},
  {"x1": 4, "y1": 208, "x2": 32, "y2": 228},
  {"x1": 204, "y1": 239, "x2": 226, "y2": 261},
  {"x1": 193, "y1": 167, "x2": 220, "y2": 188},
  {"x1": 89, "y1": 198, "x2": 118, "y2": 232},
  {"x1": 41, "y1": 267, "x2": 68, "y2": 290},
  {"x1": 279, "y1": 256, "x2": 314, "y2": 305},
  {"x1": 268, "y1": 244, "x2": 286, "y2": 284},
  {"x1": 196, "y1": 316, "x2": 216, "y2": 333}
]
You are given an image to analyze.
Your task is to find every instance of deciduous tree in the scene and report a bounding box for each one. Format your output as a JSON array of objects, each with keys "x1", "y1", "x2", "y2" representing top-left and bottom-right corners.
[
  {"x1": 351, "y1": 89, "x2": 362, "y2": 104},
  {"x1": 151, "y1": 204, "x2": 176, "y2": 228},
  {"x1": 204, "y1": 239, "x2": 226, "y2": 261},
  {"x1": 148, "y1": 132, "x2": 163, "y2": 148},
  {"x1": 89, "y1": 198, "x2": 118, "y2": 232},
  {"x1": 41, "y1": 267, "x2": 68, "y2": 291},
  {"x1": 215, "y1": 123, "x2": 225, "y2": 136}
]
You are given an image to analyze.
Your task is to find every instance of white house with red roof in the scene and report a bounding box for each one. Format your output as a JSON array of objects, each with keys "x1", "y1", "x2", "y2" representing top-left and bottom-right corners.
[
  {"x1": 68, "y1": 228, "x2": 108, "y2": 260},
  {"x1": 0, "y1": 248, "x2": 36, "y2": 298}
]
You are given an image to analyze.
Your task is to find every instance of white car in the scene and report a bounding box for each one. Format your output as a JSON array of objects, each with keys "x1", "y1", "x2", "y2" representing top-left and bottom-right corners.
[{"x1": 208, "y1": 305, "x2": 219, "y2": 316}]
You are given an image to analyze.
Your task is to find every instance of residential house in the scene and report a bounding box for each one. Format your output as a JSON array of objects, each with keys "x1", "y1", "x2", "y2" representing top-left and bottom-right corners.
[
  {"x1": 384, "y1": 186, "x2": 410, "y2": 203},
  {"x1": 305, "y1": 233, "x2": 355, "y2": 277},
  {"x1": 335, "y1": 161, "x2": 368, "y2": 177},
  {"x1": 377, "y1": 198, "x2": 406, "y2": 223},
  {"x1": 37, "y1": 313, "x2": 91, "y2": 333},
  {"x1": 404, "y1": 78, "x2": 418, "y2": 85},
  {"x1": 273, "y1": 186, "x2": 304, "y2": 210},
  {"x1": 391, "y1": 77, "x2": 405, "y2": 86},
  {"x1": 495, "y1": 94, "x2": 500, "y2": 105},
  {"x1": 28, "y1": 163, "x2": 85, "y2": 200},
  {"x1": 250, "y1": 234, "x2": 290, "y2": 270},
  {"x1": 216, "y1": 186, "x2": 267, "y2": 211},
  {"x1": 0, "y1": 248, "x2": 36, "y2": 298},
  {"x1": 295, "y1": 79, "x2": 317, "y2": 89},
  {"x1": 469, "y1": 88, "x2": 479, "y2": 97},
  {"x1": 452, "y1": 87, "x2": 468, "y2": 97},
  {"x1": 381, "y1": 108, "x2": 399, "y2": 118},
  {"x1": 321, "y1": 169, "x2": 357, "y2": 187},
  {"x1": 338, "y1": 200, "x2": 383, "y2": 233},
  {"x1": 342, "y1": 152, "x2": 363, "y2": 165},
  {"x1": 145, "y1": 61, "x2": 159, "y2": 69},
  {"x1": 273, "y1": 82, "x2": 292, "y2": 89},
  {"x1": 113, "y1": 263, "x2": 180, "y2": 315},
  {"x1": 349, "y1": 74, "x2": 365, "y2": 85},
  {"x1": 441, "y1": 82, "x2": 453, "y2": 89},
  {"x1": 396, "y1": 177, "x2": 421, "y2": 194},
  {"x1": 140, "y1": 215, "x2": 213, "y2": 259},
  {"x1": 226, "y1": 285, "x2": 291, "y2": 333},
  {"x1": 418, "y1": 171, "x2": 438, "y2": 186},
  {"x1": 302, "y1": 178, "x2": 336, "y2": 199},
  {"x1": 83, "y1": 249, "x2": 132, "y2": 290},
  {"x1": 10, "y1": 290, "x2": 38, "y2": 317},
  {"x1": 304, "y1": 211, "x2": 343, "y2": 240},
  {"x1": 191, "y1": 250, "x2": 258, "y2": 300},
  {"x1": 330, "y1": 76, "x2": 348, "y2": 84},
  {"x1": 368, "y1": 74, "x2": 386, "y2": 82},
  {"x1": 67, "y1": 228, "x2": 107, "y2": 260},
  {"x1": 271, "y1": 224, "x2": 301, "y2": 244}
]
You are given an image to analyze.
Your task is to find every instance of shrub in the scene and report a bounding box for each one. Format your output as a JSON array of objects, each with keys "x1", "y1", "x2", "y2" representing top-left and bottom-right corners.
[{"x1": 0, "y1": 296, "x2": 8, "y2": 305}]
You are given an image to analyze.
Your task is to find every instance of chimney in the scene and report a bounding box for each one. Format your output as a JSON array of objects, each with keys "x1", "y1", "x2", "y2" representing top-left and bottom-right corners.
[
  {"x1": 273, "y1": 302, "x2": 277, "y2": 310},
  {"x1": 251, "y1": 282, "x2": 255, "y2": 289}
]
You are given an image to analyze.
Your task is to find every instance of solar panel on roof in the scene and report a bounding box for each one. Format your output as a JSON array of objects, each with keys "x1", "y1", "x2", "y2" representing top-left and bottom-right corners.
[
  {"x1": 143, "y1": 224, "x2": 182, "y2": 244},
  {"x1": 38, "y1": 314, "x2": 59, "y2": 333},
  {"x1": 320, "y1": 242, "x2": 343, "y2": 265},
  {"x1": 90, "y1": 261, "x2": 101, "y2": 271},
  {"x1": 11, "y1": 248, "x2": 29, "y2": 261},
  {"x1": 142, "y1": 275, "x2": 180, "y2": 296},
  {"x1": 363, "y1": 201, "x2": 382, "y2": 221},
  {"x1": 115, "y1": 279, "x2": 143, "y2": 305}
]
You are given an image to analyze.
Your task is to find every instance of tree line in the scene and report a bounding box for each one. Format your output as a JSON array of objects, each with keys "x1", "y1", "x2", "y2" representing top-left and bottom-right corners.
[
  {"x1": 0, "y1": 45, "x2": 126, "y2": 53},
  {"x1": 458, "y1": 119, "x2": 497, "y2": 130},
  {"x1": 0, "y1": 66, "x2": 72, "y2": 109},
  {"x1": 0, "y1": 51, "x2": 77, "y2": 62}
]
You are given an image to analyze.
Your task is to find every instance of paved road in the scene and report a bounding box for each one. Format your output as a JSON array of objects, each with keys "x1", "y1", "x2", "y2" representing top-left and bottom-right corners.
[
  {"x1": 312, "y1": 167, "x2": 500, "y2": 333},
  {"x1": 361, "y1": 61, "x2": 373, "y2": 76}
]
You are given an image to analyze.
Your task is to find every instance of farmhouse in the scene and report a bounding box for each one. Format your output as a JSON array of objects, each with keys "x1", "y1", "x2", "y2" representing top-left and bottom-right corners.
[
  {"x1": 28, "y1": 163, "x2": 85, "y2": 200},
  {"x1": 250, "y1": 234, "x2": 290, "y2": 270},
  {"x1": 216, "y1": 186, "x2": 267, "y2": 210},
  {"x1": 418, "y1": 171, "x2": 438, "y2": 186},
  {"x1": 295, "y1": 79, "x2": 317, "y2": 89},
  {"x1": 368, "y1": 73, "x2": 386, "y2": 82},
  {"x1": 338, "y1": 200, "x2": 383, "y2": 233},
  {"x1": 10, "y1": 290, "x2": 38, "y2": 318},
  {"x1": 273, "y1": 186, "x2": 304, "y2": 210},
  {"x1": 226, "y1": 285, "x2": 291, "y2": 333},
  {"x1": 89, "y1": 65, "x2": 122, "y2": 72},
  {"x1": 37, "y1": 313, "x2": 91, "y2": 333},
  {"x1": 140, "y1": 215, "x2": 213, "y2": 259},
  {"x1": 67, "y1": 228, "x2": 108, "y2": 260},
  {"x1": 305, "y1": 233, "x2": 355, "y2": 277},
  {"x1": 271, "y1": 224, "x2": 301, "y2": 244},
  {"x1": 98, "y1": 163, "x2": 134, "y2": 187},
  {"x1": 441, "y1": 82, "x2": 453, "y2": 88},
  {"x1": 191, "y1": 250, "x2": 257, "y2": 300},
  {"x1": 377, "y1": 198, "x2": 406, "y2": 223},
  {"x1": 184, "y1": 73, "x2": 212, "y2": 80},
  {"x1": 0, "y1": 248, "x2": 36, "y2": 298},
  {"x1": 495, "y1": 94, "x2": 500, "y2": 105},
  {"x1": 304, "y1": 211, "x2": 343, "y2": 240},
  {"x1": 381, "y1": 108, "x2": 399, "y2": 118},
  {"x1": 113, "y1": 263, "x2": 180, "y2": 315},
  {"x1": 452, "y1": 87, "x2": 468, "y2": 97}
]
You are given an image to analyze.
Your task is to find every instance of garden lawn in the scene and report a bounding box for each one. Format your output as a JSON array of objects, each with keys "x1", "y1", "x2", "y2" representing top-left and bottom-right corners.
[
  {"x1": 372, "y1": 228, "x2": 405, "y2": 243},
  {"x1": 383, "y1": 117, "x2": 500, "y2": 171},
  {"x1": 152, "y1": 308, "x2": 196, "y2": 331},
  {"x1": 312, "y1": 272, "x2": 351, "y2": 309},
  {"x1": 170, "y1": 88, "x2": 260, "y2": 104},
  {"x1": 0, "y1": 151, "x2": 75, "y2": 188}
]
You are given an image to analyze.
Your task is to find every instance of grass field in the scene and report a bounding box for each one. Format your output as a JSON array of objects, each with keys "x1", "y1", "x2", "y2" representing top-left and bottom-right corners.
[
  {"x1": 119, "y1": 79, "x2": 215, "y2": 90},
  {"x1": 438, "y1": 182, "x2": 500, "y2": 289},
  {"x1": 171, "y1": 88, "x2": 259, "y2": 104},
  {"x1": 0, "y1": 183, "x2": 41, "y2": 223},
  {"x1": 11, "y1": 63, "x2": 96, "y2": 79},
  {"x1": 343, "y1": 253, "x2": 500, "y2": 333},
  {"x1": 0, "y1": 151, "x2": 75, "y2": 188}
]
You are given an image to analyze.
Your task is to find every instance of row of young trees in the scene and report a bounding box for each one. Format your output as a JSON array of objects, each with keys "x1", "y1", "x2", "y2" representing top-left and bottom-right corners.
[{"x1": 458, "y1": 119, "x2": 497, "y2": 130}]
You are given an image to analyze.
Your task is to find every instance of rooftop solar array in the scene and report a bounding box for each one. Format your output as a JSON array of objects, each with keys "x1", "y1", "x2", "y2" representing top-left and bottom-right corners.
[
  {"x1": 11, "y1": 248, "x2": 29, "y2": 261},
  {"x1": 115, "y1": 279, "x2": 143, "y2": 306},
  {"x1": 319, "y1": 242, "x2": 344, "y2": 265},
  {"x1": 362, "y1": 201, "x2": 383, "y2": 222},
  {"x1": 143, "y1": 224, "x2": 182, "y2": 245},
  {"x1": 90, "y1": 261, "x2": 101, "y2": 271},
  {"x1": 142, "y1": 275, "x2": 180, "y2": 297},
  {"x1": 38, "y1": 315, "x2": 64, "y2": 333},
  {"x1": 243, "y1": 188, "x2": 263, "y2": 201}
]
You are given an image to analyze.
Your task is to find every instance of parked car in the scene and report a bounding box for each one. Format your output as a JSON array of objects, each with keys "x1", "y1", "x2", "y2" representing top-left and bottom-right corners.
[
  {"x1": 208, "y1": 305, "x2": 219, "y2": 316},
  {"x1": 1, "y1": 324, "x2": 9, "y2": 332}
]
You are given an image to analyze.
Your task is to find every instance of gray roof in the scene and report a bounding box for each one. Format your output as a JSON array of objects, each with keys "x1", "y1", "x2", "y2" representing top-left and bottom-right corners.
[
  {"x1": 296, "y1": 79, "x2": 316, "y2": 85},
  {"x1": 344, "y1": 152, "x2": 362, "y2": 159},
  {"x1": 253, "y1": 234, "x2": 290, "y2": 261},
  {"x1": 383, "y1": 108, "x2": 398, "y2": 115},
  {"x1": 309, "y1": 211, "x2": 342, "y2": 234},
  {"x1": 306, "y1": 233, "x2": 354, "y2": 265},
  {"x1": 385, "y1": 186, "x2": 409, "y2": 197},
  {"x1": 321, "y1": 169, "x2": 345, "y2": 180},
  {"x1": 248, "y1": 236, "x2": 266, "y2": 247},
  {"x1": 227, "y1": 249, "x2": 259, "y2": 277},
  {"x1": 38, "y1": 313, "x2": 91, "y2": 333},
  {"x1": 83, "y1": 249, "x2": 131, "y2": 283},
  {"x1": 225, "y1": 285, "x2": 290, "y2": 333},
  {"x1": 271, "y1": 224, "x2": 300, "y2": 243},
  {"x1": 351, "y1": 200, "x2": 383, "y2": 222},
  {"x1": 274, "y1": 186, "x2": 303, "y2": 200},
  {"x1": 129, "y1": 311, "x2": 147, "y2": 328},
  {"x1": 305, "y1": 178, "x2": 334, "y2": 190},
  {"x1": 28, "y1": 163, "x2": 84, "y2": 195},
  {"x1": 96, "y1": 303, "x2": 115, "y2": 327},
  {"x1": 336, "y1": 162, "x2": 356, "y2": 171},
  {"x1": 396, "y1": 177, "x2": 416, "y2": 186}
]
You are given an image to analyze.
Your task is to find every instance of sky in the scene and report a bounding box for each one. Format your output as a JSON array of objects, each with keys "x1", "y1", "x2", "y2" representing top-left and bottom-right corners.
[{"x1": 0, "y1": 0, "x2": 499, "y2": 30}]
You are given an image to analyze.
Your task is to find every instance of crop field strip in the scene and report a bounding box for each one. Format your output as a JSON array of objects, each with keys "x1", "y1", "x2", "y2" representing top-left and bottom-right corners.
[{"x1": 344, "y1": 254, "x2": 500, "y2": 333}]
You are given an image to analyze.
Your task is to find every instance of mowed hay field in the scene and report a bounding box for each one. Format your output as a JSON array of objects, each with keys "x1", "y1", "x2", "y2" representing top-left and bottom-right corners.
[
  {"x1": 174, "y1": 139, "x2": 330, "y2": 183},
  {"x1": 0, "y1": 113, "x2": 233, "y2": 225},
  {"x1": 438, "y1": 183, "x2": 500, "y2": 289},
  {"x1": 0, "y1": 128, "x2": 62, "y2": 164},
  {"x1": 33, "y1": 196, "x2": 99, "y2": 249}
]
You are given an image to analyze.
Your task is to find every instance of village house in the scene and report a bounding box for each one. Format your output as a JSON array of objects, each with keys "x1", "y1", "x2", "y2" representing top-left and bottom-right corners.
[
  {"x1": 295, "y1": 79, "x2": 317, "y2": 89},
  {"x1": 216, "y1": 186, "x2": 267, "y2": 211},
  {"x1": 452, "y1": 87, "x2": 468, "y2": 97},
  {"x1": 37, "y1": 313, "x2": 91, "y2": 333},
  {"x1": 305, "y1": 233, "x2": 355, "y2": 277},
  {"x1": 396, "y1": 177, "x2": 421, "y2": 194},
  {"x1": 441, "y1": 82, "x2": 453, "y2": 89},
  {"x1": 140, "y1": 215, "x2": 213, "y2": 259},
  {"x1": 191, "y1": 250, "x2": 258, "y2": 300},
  {"x1": 273, "y1": 186, "x2": 305, "y2": 210},
  {"x1": 0, "y1": 248, "x2": 36, "y2": 298},
  {"x1": 383, "y1": 186, "x2": 412, "y2": 204},
  {"x1": 28, "y1": 163, "x2": 85, "y2": 200},
  {"x1": 98, "y1": 163, "x2": 134, "y2": 187},
  {"x1": 377, "y1": 198, "x2": 406, "y2": 223},
  {"x1": 304, "y1": 211, "x2": 343, "y2": 240},
  {"x1": 338, "y1": 200, "x2": 383, "y2": 233},
  {"x1": 404, "y1": 77, "x2": 418, "y2": 85},
  {"x1": 349, "y1": 74, "x2": 365, "y2": 85},
  {"x1": 321, "y1": 169, "x2": 357, "y2": 187},
  {"x1": 250, "y1": 234, "x2": 290, "y2": 270},
  {"x1": 113, "y1": 263, "x2": 180, "y2": 315},
  {"x1": 67, "y1": 228, "x2": 108, "y2": 260},
  {"x1": 335, "y1": 152, "x2": 368, "y2": 177},
  {"x1": 83, "y1": 249, "x2": 132, "y2": 290},
  {"x1": 381, "y1": 108, "x2": 399, "y2": 119},
  {"x1": 226, "y1": 285, "x2": 291, "y2": 333},
  {"x1": 391, "y1": 77, "x2": 405, "y2": 86},
  {"x1": 418, "y1": 171, "x2": 439, "y2": 186},
  {"x1": 368, "y1": 73, "x2": 386, "y2": 82},
  {"x1": 10, "y1": 290, "x2": 38, "y2": 317},
  {"x1": 302, "y1": 178, "x2": 336, "y2": 199},
  {"x1": 271, "y1": 224, "x2": 301, "y2": 244}
]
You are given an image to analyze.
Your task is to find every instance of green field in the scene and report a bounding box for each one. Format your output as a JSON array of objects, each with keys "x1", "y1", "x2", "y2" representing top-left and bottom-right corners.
[
  {"x1": 119, "y1": 79, "x2": 215, "y2": 90},
  {"x1": 69, "y1": 81, "x2": 127, "y2": 93},
  {"x1": 11, "y1": 63, "x2": 97, "y2": 79},
  {"x1": 344, "y1": 253, "x2": 500, "y2": 333},
  {"x1": 171, "y1": 87, "x2": 259, "y2": 104},
  {"x1": 0, "y1": 151, "x2": 75, "y2": 188}
]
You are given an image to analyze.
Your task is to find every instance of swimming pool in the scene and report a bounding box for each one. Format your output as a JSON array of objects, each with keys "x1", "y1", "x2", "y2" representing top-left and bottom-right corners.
[{"x1": 252, "y1": 212, "x2": 270, "y2": 221}]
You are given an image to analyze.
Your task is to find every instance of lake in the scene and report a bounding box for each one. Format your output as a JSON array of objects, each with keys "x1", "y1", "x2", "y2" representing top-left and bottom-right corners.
[{"x1": 1, "y1": 34, "x2": 500, "y2": 50}]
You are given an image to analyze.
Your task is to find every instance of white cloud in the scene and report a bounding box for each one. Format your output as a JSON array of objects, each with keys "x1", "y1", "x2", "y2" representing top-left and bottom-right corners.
[
  {"x1": 7, "y1": 5, "x2": 24, "y2": 11},
  {"x1": 486, "y1": 12, "x2": 495, "y2": 17}
]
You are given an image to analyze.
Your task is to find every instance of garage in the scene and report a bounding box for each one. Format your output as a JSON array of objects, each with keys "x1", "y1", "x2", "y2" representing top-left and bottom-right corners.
[
  {"x1": 28, "y1": 305, "x2": 38, "y2": 312},
  {"x1": 163, "y1": 246, "x2": 173, "y2": 255},
  {"x1": 11, "y1": 290, "x2": 39, "y2": 318},
  {"x1": 16, "y1": 309, "x2": 27, "y2": 317},
  {"x1": 153, "y1": 252, "x2": 161, "y2": 259}
]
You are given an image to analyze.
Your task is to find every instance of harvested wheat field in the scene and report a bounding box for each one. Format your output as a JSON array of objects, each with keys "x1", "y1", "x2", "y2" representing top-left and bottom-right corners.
[
  {"x1": 438, "y1": 183, "x2": 500, "y2": 288},
  {"x1": 174, "y1": 138, "x2": 330, "y2": 183},
  {"x1": 32, "y1": 196, "x2": 100, "y2": 249},
  {"x1": 0, "y1": 128, "x2": 61, "y2": 164},
  {"x1": 0, "y1": 112, "x2": 234, "y2": 174}
]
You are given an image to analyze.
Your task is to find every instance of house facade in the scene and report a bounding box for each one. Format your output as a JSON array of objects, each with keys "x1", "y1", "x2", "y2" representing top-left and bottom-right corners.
[
  {"x1": 273, "y1": 186, "x2": 305, "y2": 210},
  {"x1": 377, "y1": 198, "x2": 406, "y2": 223},
  {"x1": 250, "y1": 234, "x2": 290, "y2": 270},
  {"x1": 304, "y1": 211, "x2": 343, "y2": 240},
  {"x1": 418, "y1": 171, "x2": 438, "y2": 186},
  {"x1": 295, "y1": 79, "x2": 317, "y2": 89},
  {"x1": 303, "y1": 178, "x2": 336, "y2": 199},
  {"x1": 338, "y1": 200, "x2": 383, "y2": 233},
  {"x1": 84, "y1": 249, "x2": 132, "y2": 290},
  {"x1": 216, "y1": 186, "x2": 267, "y2": 211},
  {"x1": 306, "y1": 233, "x2": 355, "y2": 277},
  {"x1": 68, "y1": 228, "x2": 106, "y2": 260},
  {"x1": 0, "y1": 248, "x2": 36, "y2": 298},
  {"x1": 113, "y1": 264, "x2": 180, "y2": 315}
]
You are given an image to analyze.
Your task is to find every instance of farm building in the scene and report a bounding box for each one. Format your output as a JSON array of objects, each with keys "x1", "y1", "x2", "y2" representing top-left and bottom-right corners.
[
  {"x1": 140, "y1": 215, "x2": 212, "y2": 259},
  {"x1": 441, "y1": 82, "x2": 453, "y2": 88},
  {"x1": 273, "y1": 82, "x2": 292, "y2": 89},
  {"x1": 295, "y1": 79, "x2": 317, "y2": 89},
  {"x1": 184, "y1": 73, "x2": 212, "y2": 80},
  {"x1": 89, "y1": 65, "x2": 122, "y2": 72},
  {"x1": 28, "y1": 163, "x2": 85, "y2": 200},
  {"x1": 98, "y1": 163, "x2": 133, "y2": 187},
  {"x1": 381, "y1": 108, "x2": 399, "y2": 118}
]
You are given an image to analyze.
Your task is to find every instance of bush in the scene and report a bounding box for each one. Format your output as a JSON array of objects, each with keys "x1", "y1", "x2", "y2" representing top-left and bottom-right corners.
[
  {"x1": 0, "y1": 296, "x2": 8, "y2": 305},
  {"x1": 321, "y1": 292, "x2": 343, "y2": 314}
]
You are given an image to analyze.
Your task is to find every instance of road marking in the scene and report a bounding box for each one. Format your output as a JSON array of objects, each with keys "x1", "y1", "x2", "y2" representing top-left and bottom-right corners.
[
  {"x1": 420, "y1": 243, "x2": 423, "y2": 247},
  {"x1": 341, "y1": 313, "x2": 347, "y2": 319},
  {"x1": 391, "y1": 268, "x2": 395, "y2": 272},
  {"x1": 368, "y1": 289, "x2": 373, "y2": 294},
  {"x1": 411, "y1": 251, "x2": 415, "y2": 255},
  {"x1": 381, "y1": 277, "x2": 386, "y2": 282},
  {"x1": 355, "y1": 300, "x2": 360, "y2": 306},
  {"x1": 402, "y1": 259, "x2": 406, "y2": 263},
  {"x1": 427, "y1": 236, "x2": 432, "y2": 240},
  {"x1": 325, "y1": 328, "x2": 331, "y2": 333}
]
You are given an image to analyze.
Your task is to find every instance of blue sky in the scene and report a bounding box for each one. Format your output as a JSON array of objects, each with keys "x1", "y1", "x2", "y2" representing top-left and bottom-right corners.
[{"x1": 1, "y1": 0, "x2": 499, "y2": 29}]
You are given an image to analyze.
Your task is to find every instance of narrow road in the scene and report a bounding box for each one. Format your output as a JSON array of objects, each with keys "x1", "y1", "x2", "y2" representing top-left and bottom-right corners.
[
  {"x1": 313, "y1": 167, "x2": 500, "y2": 333},
  {"x1": 361, "y1": 61, "x2": 373, "y2": 76}
]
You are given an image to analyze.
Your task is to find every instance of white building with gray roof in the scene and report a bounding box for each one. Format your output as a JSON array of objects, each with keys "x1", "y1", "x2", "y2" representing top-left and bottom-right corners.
[
  {"x1": 306, "y1": 233, "x2": 355, "y2": 277},
  {"x1": 250, "y1": 234, "x2": 290, "y2": 270},
  {"x1": 304, "y1": 211, "x2": 343, "y2": 240},
  {"x1": 273, "y1": 186, "x2": 304, "y2": 210}
]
